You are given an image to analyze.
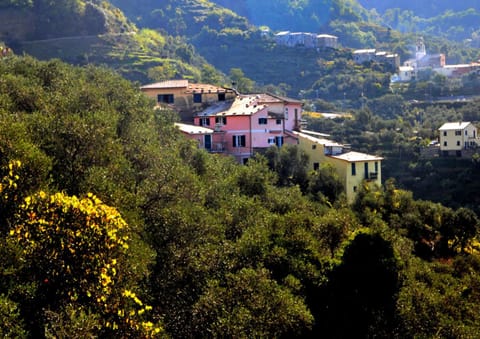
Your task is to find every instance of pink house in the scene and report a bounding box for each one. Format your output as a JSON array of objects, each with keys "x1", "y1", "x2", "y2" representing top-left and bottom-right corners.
[{"x1": 192, "y1": 93, "x2": 302, "y2": 163}]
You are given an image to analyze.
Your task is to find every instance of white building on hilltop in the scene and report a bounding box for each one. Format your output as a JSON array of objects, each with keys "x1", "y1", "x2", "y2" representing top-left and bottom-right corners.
[{"x1": 439, "y1": 122, "x2": 479, "y2": 156}]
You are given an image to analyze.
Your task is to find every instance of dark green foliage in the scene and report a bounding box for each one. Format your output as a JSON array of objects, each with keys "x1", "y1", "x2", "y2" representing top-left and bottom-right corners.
[
  {"x1": 321, "y1": 232, "x2": 401, "y2": 338},
  {"x1": 265, "y1": 145, "x2": 309, "y2": 190},
  {"x1": 0, "y1": 295, "x2": 27, "y2": 337},
  {"x1": 192, "y1": 267, "x2": 314, "y2": 337},
  {"x1": 215, "y1": 0, "x2": 371, "y2": 32},
  {"x1": 307, "y1": 163, "x2": 345, "y2": 204},
  {"x1": 111, "y1": 0, "x2": 250, "y2": 36}
]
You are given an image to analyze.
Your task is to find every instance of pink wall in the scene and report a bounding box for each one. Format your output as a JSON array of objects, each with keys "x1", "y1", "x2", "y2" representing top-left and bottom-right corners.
[{"x1": 192, "y1": 96, "x2": 303, "y2": 160}]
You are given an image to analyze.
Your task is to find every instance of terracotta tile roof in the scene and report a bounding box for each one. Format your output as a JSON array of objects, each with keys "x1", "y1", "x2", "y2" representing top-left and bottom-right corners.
[
  {"x1": 141, "y1": 80, "x2": 231, "y2": 94},
  {"x1": 186, "y1": 83, "x2": 229, "y2": 93}
]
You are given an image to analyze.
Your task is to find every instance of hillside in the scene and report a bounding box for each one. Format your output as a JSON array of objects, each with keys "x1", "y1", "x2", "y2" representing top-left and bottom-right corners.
[
  {"x1": 358, "y1": 0, "x2": 480, "y2": 42},
  {"x1": 2, "y1": 55, "x2": 480, "y2": 338},
  {"x1": 212, "y1": 0, "x2": 371, "y2": 32},
  {"x1": 357, "y1": 0, "x2": 480, "y2": 16},
  {"x1": 0, "y1": 0, "x2": 134, "y2": 42},
  {"x1": 0, "y1": 0, "x2": 226, "y2": 85},
  {"x1": 110, "y1": 0, "x2": 250, "y2": 36}
]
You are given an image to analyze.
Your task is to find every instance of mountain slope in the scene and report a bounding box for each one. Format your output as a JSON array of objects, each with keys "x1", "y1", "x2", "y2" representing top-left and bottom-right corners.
[
  {"x1": 1, "y1": 0, "x2": 225, "y2": 85},
  {"x1": 358, "y1": 0, "x2": 480, "y2": 42},
  {"x1": 0, "y1": 0, "x2": 134, "y2": 42},
  {"x1": 212, "y1": 0, "x2": 372, "y2": 32},
  {"x1": 357, "y1": 0, "x2": 480, "y2": 16},
  {"x1": 110, "y1": 0, "x2": 250, "y2": 36}
]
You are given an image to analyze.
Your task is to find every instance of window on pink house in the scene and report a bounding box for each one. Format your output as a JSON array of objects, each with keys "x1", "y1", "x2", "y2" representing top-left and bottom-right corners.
[
  {"x1": 199, "y1": 117, "x2": 210, "y2": 126},
  {"x1": 215, "y1": 117, "x2": 227, "y2": 125},
  {"x1": 258, "y1": 118, "x2": 267, "y2": 125},
  {"x1": 275, "y1": 136, "x2": 284, "y2": 147},
  {"x1": 233, "y1": 135, "x2": 246, "y2": 147}
]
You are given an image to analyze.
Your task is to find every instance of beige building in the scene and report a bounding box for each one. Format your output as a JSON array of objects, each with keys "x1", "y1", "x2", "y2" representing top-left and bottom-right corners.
[
  {"x1": 294, "y1": 131, "x2": 383, "y2": 202},
  {"x1": 140, "y1": 80, "x2": 236, "y2": 122},
  {"x1": 439, "y1": 122, "x2": 479, "y2": 156}
]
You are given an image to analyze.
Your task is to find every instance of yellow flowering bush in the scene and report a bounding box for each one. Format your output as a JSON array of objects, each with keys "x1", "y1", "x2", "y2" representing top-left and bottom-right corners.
[
  {"x1": 1, "y1": 160, "x2": 162, "y2": 337},
  {"x1": 12, "y1": 191, "x2": 129, "y2": 305}
]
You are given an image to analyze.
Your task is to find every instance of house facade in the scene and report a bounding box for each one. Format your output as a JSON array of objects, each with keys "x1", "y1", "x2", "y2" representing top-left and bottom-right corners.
[
  {"x1": 439, "y1": 122, "x2": 479, "y2": 156},
  {"x1": 294, "y1": 131, "x2": 383, "y2": 202},
  {"x1": 353, "y1": 49, "x2": 399, "y2": 69},
  {"x1": 140, "y1": 80, "x2": 236, "y2": 122},
  {"x1": 275, "y1": 31, "x2": 338, "y2": 49},
  {"x1": 316, "y1": 34, "x2": 338, "y2": 49},
  {"x1": 192, "y1": 94, "x2": 302, "y2": 163}
]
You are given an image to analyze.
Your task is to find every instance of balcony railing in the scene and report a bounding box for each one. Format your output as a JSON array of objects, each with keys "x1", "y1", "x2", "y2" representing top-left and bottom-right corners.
[{"x1": 207, "y1": 142, "x2": 226, "y2": 153}]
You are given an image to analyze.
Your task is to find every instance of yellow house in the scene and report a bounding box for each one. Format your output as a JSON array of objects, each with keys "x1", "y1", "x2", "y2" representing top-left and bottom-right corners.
[
  {"x1": 294, "y1": 131, "x2": 383, "y2": 202},
  {"x1": 439, "y1": 122, "x2": 479, "y2": 156},
  {"x1": 140, "y1": 80, "x2": 236, "y2": 122},
  {"x1": 327, "y1": 152, "x2": 383, "y2": 202}
]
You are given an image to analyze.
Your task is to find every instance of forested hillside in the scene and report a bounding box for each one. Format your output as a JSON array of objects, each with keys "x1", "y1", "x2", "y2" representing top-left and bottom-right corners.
[
  {"x1": 1, "y1": 4, "x2": 480, "y2": 337},
  {"x1": 212, "y1": 0, "x2": 371, "y2": 31},
  {"x1": 357, "y1": 0, "x2": 480, "y2": 16},
  {"x1": 358, "y1": 0, "x2": 480, "y2": 42},
  {"x1": 0, "y1": 0, "x2": 134, "y2": 41},
  {"x1": 0, "y1": 0, "x2": 228, "y2": 85},
  {"x1": 1, "y1": 54, "x2": 480, "y2": 338}
]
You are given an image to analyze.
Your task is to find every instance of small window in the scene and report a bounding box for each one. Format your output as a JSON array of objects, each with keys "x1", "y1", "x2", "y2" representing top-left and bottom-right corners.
[
  {"x1": 443, "y1": 131, "x2": 447, "y2": 136},
  {"x1": 444, "y1": 141, "x2": 447, "y2": 146},
  {"x1": 193, "y1": 93, "x2": 202, "y2": 103},
  {"x1": 215, "y1": 117, "x2": 227, "y2": 125},
  {"x1": 233, "y1": 135, "x2": 246, "y2": 147},
  {"x1": 353, "y1": 186, "x2": 357, "y2": 192},
  {"x1": 465, "y1": 130, "x2": 468, "y2": 135},
  {"x1": 285, "y1": 108, "x2": 289, "y2": 120},
  {"x1": 258, "y1": 118, "x2": 268, "y2": 125},
  {"x1": 199, "y1": 117, "x2": 210, "y2": 126},
  {"x1": 276, "y1": 119, "x2": 282, "y2": 125},
  {"x1": 455, "y1": 130, "x2": 461, "y2": 136},
  {"x1": 158, "y1": 94, "x2": 174, "y2": 104},
  {"x1": 218, "y1": 93, "x2": 226, "y2": 101},
  {"x1": 374, "y1": 161, "x2": 378, "y2": 173},
  {"x1": 268, "y1": 137, "x2": 275, "y2": 145},
  {"x1": 312, "y1": 144, "x2": 317, "y2": 150},
  {"x1": 313, "y1": 162, "x2": 319, "y2": 171},
  {"x1": 351, "y1": 163, "x2": 356, "y2": 176},
  {"x1": 457, "y1": 141, "x2": 461, "y2": 146}
]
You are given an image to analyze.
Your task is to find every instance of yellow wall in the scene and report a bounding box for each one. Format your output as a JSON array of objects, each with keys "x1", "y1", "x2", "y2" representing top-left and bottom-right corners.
[
  {"x1": 296, "y1": 133, "x2": 382, "y2": 202},
  {"x1": 439, "y1": 124, "x2": 478, "y2": 151},
  {"x1": 297, "y1": 135, "x2": 328, "y2": 168},
  {"x1": 327, "y1": 158, "x2": 382, "y2": 202}
]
